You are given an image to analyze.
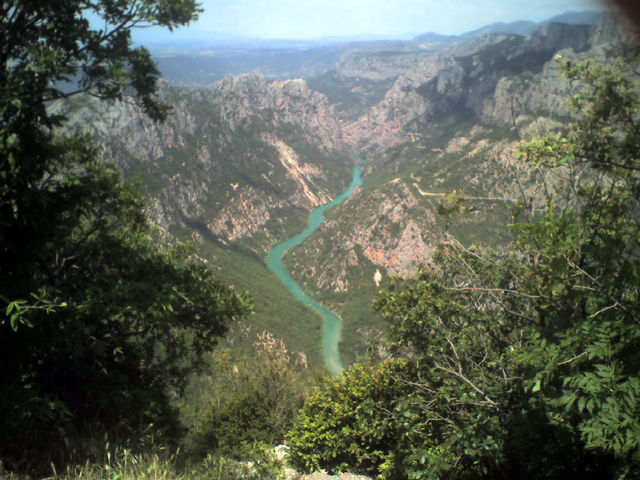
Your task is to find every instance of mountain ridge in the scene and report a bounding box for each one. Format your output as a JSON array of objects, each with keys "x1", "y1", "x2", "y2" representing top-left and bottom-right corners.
[{"x1": 153, "y1": 10, "x2": 610, "y2": 84}]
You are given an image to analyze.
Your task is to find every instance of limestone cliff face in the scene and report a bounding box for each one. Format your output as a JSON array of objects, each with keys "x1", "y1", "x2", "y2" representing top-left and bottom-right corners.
[
  {"x1": 344, "y1": 19, "x2": 626, "y2": 160},
  {"x1": 262, "y1": 133, "x2": 333, "y2": 208},
  {"x1": 345, "y1": 183, "x2": 440, "y2": 280},
  {"x1": 54, "y1": 74, "x2": 351, "y2": 249},
  {"x1": 210, "y1": 75, "x2": 346, "y2": 151},
  {"x1": 486, "y1": 18, "x2": 631, "y2": 124},
  {"x1": 343, "y1": 56, "x2": 449, "y2": 155}
]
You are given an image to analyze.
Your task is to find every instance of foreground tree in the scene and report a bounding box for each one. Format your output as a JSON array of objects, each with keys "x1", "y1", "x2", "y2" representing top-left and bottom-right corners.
[
  {"x1": 381, "y1": 59, "x2": 640, "y2": 478},
  {"x1": 0, "y1": 0, "x2": 251, "y2": 472},
  {"x1": 289, "y1": 59, "x2": 640, "y2": 479},
  {"x1": 287, "y1": 360, "x2": 413, "y2": 477},
  {"x1": 1, "y1": 0, "x2": 200, "y2": 256}
]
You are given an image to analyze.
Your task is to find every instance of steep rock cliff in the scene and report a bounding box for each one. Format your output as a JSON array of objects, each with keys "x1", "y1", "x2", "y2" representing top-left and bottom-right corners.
[
  {"x1": 55, "y1": 74, "x2": 352, "y2": 249},
  {"x1": 286, "y1": 180, "x2": 441, "y2": 293},
  {"x1": 344, "y1": 19, "x2": 625, "y2": 160}
]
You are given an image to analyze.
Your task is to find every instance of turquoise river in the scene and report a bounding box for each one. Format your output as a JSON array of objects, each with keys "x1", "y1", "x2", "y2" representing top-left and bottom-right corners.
[{"x1": 265, "y1": 158, "x2": 363, "y2": 376}]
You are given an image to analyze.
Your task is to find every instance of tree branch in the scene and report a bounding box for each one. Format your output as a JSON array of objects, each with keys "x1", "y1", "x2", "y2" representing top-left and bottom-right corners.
[{"x1": 434, "y1": 363, "x2": 499, "y2": 408}]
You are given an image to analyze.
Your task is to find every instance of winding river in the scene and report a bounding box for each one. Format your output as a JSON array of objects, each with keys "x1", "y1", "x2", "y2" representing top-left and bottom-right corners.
[{"x1": 265, "y1": 158, "x2": 363, "y2": 376}]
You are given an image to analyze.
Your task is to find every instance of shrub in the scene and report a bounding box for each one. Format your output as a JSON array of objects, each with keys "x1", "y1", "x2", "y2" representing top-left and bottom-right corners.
[{"x1": 286, "y1": 359, "x2": 413, "y2": 478}]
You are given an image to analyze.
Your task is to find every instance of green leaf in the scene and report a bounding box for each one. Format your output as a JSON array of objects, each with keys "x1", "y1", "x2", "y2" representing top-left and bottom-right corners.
[
  {"x1": 578, "y1": 397, "x2": 586, "y2": 413},
  {"x1": 532, "y1": 379, "x2": 542, "y2": 393}
]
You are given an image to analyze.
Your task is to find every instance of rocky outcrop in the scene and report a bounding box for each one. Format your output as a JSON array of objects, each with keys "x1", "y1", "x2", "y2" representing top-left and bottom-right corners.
[
  {"x1": 486, "y1": 18, "x2": 632, "y2": 124},
  {"x1": 210, "y1": 74, "x2": 347, "y2": 151},
  {"x1": 262, "y1": 133, "x2": 332, "y2": 208},
  {"x1": 206, "y1": 186, "x2": 288, "y2": 242},
  {"x1": 343, "y1": 55, "x2": 448, "y2": 154},
  {"x1": 287, "y1": 180, "x2": 442, "y2": 292},
  {"x1": 347, "y1": 182, "x2": 439, "y2": 279}
]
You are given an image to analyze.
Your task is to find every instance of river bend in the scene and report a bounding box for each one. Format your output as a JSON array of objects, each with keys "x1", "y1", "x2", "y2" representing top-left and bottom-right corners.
[{"x1": 265, "y1": 158, "x2": 363, "y2": 376}]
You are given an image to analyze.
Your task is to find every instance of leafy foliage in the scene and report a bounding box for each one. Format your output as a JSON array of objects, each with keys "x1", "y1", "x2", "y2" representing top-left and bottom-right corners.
[
  {"x1": 287, "y1": 360, "x2": 414, "y2": 477},
  {"x1": 1, "y1": 0, "x2": 201, "y2": 280},
  {"x1": 515, "y1": 59, "x2": 640, "y2": 473},
  {"x1": 0, "y1": 0, "x2": 252, "y2": 473},
  {"x1": 0, "y1": 147, "x2": 251, "y2": 470}
]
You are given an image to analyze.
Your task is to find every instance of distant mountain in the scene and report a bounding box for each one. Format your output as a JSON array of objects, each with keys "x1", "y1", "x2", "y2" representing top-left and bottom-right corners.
[
  {"x1": 152, "y1": 11, "x2": 612, "y2": 85},
  {"x1": 412, "y1": 32, "x2": 458, "y2": 43},
  {"x1": 545, "y1": 10, "x2": 610, "y2": 25},
  {"x1": 460, "y1": 20, "x2": 539, "y2": 38},
  {"x1": 414, "y1": 10, "x2": 609, "y2": 42},
  {"x1": 154, "y1": 40, "x2": 423, "y2": 85},
  {"x1": 145, "y1": 34, "x2": 416, "y2": 56},
  {"x1": 154, "y1": 45, "x2": 350, "y2": 84}
]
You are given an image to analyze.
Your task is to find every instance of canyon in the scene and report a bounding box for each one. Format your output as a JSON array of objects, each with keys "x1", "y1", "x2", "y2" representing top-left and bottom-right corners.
[{"x1": 55, "y1": 14, "x2": 633, "y2": 368}]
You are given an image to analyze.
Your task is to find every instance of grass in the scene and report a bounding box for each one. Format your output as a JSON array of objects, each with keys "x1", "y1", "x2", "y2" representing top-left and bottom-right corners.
[{"x1": 0, "y1": 448, "x2": 284, "y2": 480}]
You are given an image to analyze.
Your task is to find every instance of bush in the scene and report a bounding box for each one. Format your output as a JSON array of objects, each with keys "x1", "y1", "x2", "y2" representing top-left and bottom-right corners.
[
  {"x1": 286, "y1": 359, "x2": 413, "y2": 478},
  {"x1": 182, "y1": 329, "x2": 313, "y2": 460}
]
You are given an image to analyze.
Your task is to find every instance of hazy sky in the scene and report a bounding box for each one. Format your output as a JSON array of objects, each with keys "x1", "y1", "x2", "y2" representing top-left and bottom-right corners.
[{"x1": 134, "y1": 0, "x2": 610, "y2": 42}]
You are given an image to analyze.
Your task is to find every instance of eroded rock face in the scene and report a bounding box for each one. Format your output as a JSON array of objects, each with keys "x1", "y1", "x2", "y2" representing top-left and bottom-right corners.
[
  {"x1": 349, "y1": 182, "x2": 439, "y2": 279},
  {"x1": 344, "y1": 19, "x2": 628, "y2": 160},
  {"x1": 262, "y1": 133, "x2": 332, "y2": 209},
  {"x1": 54, "y1": 74, "x2": 351, "y2": 249},
  {"x1": 287, "y1": 180, "x2": 442, "y2": 292},
  {"x1": 343, "y1": 57, "x2": 448, "y2": 154},
  {"x1": 209, "y1": 75, "x2": 347, "y2": 151},
  {"x1": 207, "y1": 186, "x2": 286, "y2": 242}
]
